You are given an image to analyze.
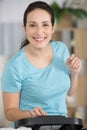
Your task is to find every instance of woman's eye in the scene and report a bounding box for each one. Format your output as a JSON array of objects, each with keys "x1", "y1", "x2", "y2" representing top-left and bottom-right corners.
[
  {"x1": 30, "y1": 24, "x2": 35, "y2": 27},
  {"x1": 43, "y1": 24, "x2": 49, "y2": 27}
]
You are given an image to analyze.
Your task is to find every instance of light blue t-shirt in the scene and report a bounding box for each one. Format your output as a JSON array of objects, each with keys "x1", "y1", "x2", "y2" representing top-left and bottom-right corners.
[{"x1": 1, "y1": 41, "x2": 70, "y2": 116}]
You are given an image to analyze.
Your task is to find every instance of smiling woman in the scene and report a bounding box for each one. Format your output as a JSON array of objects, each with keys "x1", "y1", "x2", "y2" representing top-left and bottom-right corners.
[
  {"x1": 23, "y1": 8, "x2": 54, "y2": 50},
  {"x1": 1, "y1": 1, "x2": 81, "y2": 129}
]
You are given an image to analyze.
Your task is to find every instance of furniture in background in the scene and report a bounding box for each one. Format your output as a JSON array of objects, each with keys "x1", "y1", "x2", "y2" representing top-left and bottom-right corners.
[{"x1": 52, "y1": 28, "x2": 87, "y2": 128}]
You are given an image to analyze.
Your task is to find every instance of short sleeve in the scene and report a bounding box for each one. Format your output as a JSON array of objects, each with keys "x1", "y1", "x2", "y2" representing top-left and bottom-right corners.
[
  {"x1": 63, "y1": 44, "x2": 70, "y2": 62},
  {"x1": 63, "y1": 43, "x2": 70, "y2": 75},
  {"x1": 1, "y1": 63, "x2": 22, "y2": 93}
]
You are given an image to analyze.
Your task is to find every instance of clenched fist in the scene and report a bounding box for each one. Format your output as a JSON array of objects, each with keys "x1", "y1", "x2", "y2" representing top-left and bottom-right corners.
[{"x1": 66, "y1": 54, "x2": 81, "y2": 74}]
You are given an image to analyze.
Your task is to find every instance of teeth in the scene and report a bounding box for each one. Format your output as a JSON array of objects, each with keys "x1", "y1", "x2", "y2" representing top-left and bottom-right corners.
[{"x1": 34, "y1": 37, "x2": 45, "y2": 41}]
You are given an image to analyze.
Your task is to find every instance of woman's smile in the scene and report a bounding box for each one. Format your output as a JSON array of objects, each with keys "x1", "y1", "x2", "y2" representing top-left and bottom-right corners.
[{"x1": 33, "y1": 36, "x2": 46, "y2": 43}]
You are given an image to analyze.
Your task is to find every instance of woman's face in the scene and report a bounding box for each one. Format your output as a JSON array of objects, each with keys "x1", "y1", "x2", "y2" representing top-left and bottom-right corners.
[{"x1": 24, "y1": 9, "x2": 54, "y2": 49}]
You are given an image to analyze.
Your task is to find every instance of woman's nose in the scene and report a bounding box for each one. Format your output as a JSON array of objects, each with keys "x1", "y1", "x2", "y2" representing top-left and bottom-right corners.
[{"x1": 36, "y1": 26, "x2": 43, "y2": 35}]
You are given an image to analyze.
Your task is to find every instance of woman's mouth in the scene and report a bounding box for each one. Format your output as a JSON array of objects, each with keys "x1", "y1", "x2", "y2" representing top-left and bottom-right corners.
[{"x1": 33, "y1": 37, "x2": 46, "y2": 42}]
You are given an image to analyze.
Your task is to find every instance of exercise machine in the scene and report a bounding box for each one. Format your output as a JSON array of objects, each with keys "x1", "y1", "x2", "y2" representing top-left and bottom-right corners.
[{"x1": 15, "y1": 115, "x2": 87, "y2": 130}]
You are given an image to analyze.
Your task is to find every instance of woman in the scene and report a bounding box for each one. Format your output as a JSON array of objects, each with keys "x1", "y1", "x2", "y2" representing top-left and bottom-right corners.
[{"x1": 1, "y1": 1, "x2": 81, "y2": 123}]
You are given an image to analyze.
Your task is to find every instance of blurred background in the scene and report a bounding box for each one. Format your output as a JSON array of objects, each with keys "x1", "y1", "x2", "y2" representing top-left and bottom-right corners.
[{"x1": 0, "y1": 0, "x2": 87, "y2": 128}]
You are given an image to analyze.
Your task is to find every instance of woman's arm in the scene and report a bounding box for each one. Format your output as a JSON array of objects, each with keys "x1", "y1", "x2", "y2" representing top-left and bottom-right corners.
[
  {"x1": 2, "y1": 92, "x2": 47, "y2": 121},
  {"x1": 2, "y1": 92, "x2": 28, "y2": 121},
  {"x1": 66, "y1": 54, "x2": 81, "y2": 96},
  {"x1": 68, "y1": 73, "x2": 78, "y2": 96}
]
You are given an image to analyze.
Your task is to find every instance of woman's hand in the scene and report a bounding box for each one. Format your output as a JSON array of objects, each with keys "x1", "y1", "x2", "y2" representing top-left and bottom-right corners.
[
  {"x1": 26, "y1": 106, "x2": 48, "y2": 118},
  {"x1": 66, "y1": 54, "x2": 81, "y2": 75}
]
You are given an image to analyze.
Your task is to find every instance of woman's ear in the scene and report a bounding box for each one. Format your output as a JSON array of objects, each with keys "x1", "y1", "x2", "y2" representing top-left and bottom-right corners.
[{"x1": 52, "y1": 25, "x2": 55, "y2": 34}]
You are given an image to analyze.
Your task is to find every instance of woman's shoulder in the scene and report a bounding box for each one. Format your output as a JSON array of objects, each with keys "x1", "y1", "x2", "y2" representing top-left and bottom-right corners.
[
  {"x1": 50, "y1": 41, "x2": 68, "y2": 52},
  {"x1": 50, "y1": 40, "x2": 67, "y2": 47},
  {"x1": 5, "y1": 48, "x2": 25, "y2": 70}
]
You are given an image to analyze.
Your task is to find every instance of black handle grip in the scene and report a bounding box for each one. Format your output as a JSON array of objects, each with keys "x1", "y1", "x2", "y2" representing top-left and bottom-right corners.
[{"x1": 15, "y1": 115, "x2": 83, "y2": 130}]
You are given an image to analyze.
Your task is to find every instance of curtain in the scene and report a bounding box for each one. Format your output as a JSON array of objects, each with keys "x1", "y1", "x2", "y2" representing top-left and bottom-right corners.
[{"x1": 0, "y1": 23, "x2": 25, "y2": 56}]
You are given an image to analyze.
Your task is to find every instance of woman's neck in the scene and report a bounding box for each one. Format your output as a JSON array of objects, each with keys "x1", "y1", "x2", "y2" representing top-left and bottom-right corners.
[
  {"x1": 26, "y1": 44, "x2": 51, "y2": 58},
  {"x1": 25, "y1": 43, "x2": 53, "y2": 69}
]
